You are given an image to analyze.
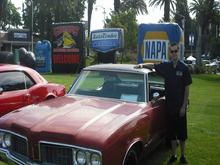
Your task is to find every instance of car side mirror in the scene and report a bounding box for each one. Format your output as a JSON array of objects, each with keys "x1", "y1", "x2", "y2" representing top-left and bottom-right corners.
[
  {"x1": 0, "y1": 87, "x2": 3, "y2": 94},
  {"x1": 152, "y1": 92, "x2": 160, "y2": 101}
]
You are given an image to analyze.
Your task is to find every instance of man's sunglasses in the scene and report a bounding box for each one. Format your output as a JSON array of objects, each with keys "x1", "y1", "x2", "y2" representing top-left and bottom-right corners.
[{"x1": 171, "y1": 50, "x2": 178, "y2": 53}]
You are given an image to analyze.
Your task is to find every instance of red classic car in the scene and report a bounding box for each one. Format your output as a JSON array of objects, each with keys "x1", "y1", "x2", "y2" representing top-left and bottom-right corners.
[
  {"x1": 0, "y1": 64, "x2": 66, "y2": 117},
  {"x1": 0, "y1": 64, "x2": 166, "y2": 165}
]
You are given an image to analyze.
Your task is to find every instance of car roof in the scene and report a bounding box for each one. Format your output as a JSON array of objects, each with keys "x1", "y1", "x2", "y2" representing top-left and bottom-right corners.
[
  {"x1": 0, "y1": 63, "x2": 47, "y2": 83},
  {"x1": 0, "y1": 63, "x2": 30, "y2": 72},
  {"x1": 84, "y1": 64, "x2": 153, "y2": 74}
]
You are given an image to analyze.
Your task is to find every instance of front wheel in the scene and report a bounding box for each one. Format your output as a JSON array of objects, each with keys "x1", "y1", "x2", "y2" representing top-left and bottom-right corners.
[{"x1": 124, "y1": 147, "x2": 139, "y2": 165}]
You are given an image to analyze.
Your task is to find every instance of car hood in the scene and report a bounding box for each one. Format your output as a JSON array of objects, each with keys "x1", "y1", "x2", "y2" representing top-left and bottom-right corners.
[{"x1": 0, "y1": 95, "x2": 146, "y2": 149}]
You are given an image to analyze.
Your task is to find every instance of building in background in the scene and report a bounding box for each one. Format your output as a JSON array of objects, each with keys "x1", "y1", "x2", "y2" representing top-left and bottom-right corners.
[{"x1": 0, "y1": 29, "x2": 35, "y2": 64}]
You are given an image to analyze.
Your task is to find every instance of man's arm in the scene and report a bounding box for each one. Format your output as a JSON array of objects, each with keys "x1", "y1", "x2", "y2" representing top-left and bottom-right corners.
[
  {"x1": 179, "y1": 85, "x2": 190, "y2": 117},
  {"x1": 134, "y1": 63, "x2": 155, "y2": 69}
]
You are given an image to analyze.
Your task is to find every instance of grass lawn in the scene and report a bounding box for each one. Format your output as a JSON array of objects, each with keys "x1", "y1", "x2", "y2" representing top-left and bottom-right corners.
[
  {"x1": 143, "y1": 74, "x2": 220, "y2": 165},
  {"x1": 42, "y1": 73, "x2": 76, "y2": 91},
  {"x1": 1, "y1": 74, "x2": 220, "y2": 165},
  {"x1": 187, "y1": 74, "x2": 220, "y2": 165}
]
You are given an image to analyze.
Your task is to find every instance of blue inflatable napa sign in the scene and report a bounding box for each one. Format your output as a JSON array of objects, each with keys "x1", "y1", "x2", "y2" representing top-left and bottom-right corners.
[
  {"x1": 137, "y1": 23, "x2": 184, "y2": 64},
  {"x1": 90, "y1": 28, "x2": 124, "y2": 53},
  {"x1": 35, "y1": 40, "x2": 52, "y2": 73}
]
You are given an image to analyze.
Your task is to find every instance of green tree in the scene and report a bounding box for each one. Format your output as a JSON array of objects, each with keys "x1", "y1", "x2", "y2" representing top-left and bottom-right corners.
[
  {"x1": 114, "y1": 0, "x2": 121, "y2": 13},
  {"x1": 23, "y1": 0, "x2": 86, "y2": 40},
  {"x1": 121, "y1": 0, "x2": 148, "y2": 14},
  {"x1": 173, "y1": 0, "x2": 192, "y2": 50},
  {"x1": 0, "y1": 0, "x2": 7, "y2": 20},
  {"x1": 210, "y1": 38, "x2": 220, "y2": 59},
  {"x1": 190, "y1": 0, "x2": 220, "y2": 64},
  {"x1": 106, "y1": 10, "x2": 138, "y2": 51},
  {"x1": 0, "y1": 0, "x2": 21, "y2": 30},
  {"x1": 149, "y1": 0, "x2": 176, "y2": 22},
  {"x1": 87, "y1": 0, "x2": 96, "y2": 37},
  {"x1": 87, "y1": 0, "x2": 96, "y2": 56}
]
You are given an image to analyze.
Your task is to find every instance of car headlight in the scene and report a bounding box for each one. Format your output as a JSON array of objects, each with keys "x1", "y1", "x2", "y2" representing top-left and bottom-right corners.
[
  {"x1": 90, "y1": 153, "x2": 101, "y2": 165},
  {"x1": 76, "y1": 150, "x2": 86, "y2": 165},
  {"x1": 3, "y1": 133, "x2": 11, "y2": 147}
]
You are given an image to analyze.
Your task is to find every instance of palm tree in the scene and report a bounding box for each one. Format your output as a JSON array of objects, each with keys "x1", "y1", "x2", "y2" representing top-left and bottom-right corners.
[
  {"x1": 87, "y1": 0, "x2": 96, "y2": 36},
  {"x1": 190, "y1": 0, "x2": 220, "y2": 65},
  {"x1": 87, "y1": 0, "x2": 96, "y2": 56},
  {"x1": 174, "y1": 0, "x2": 191, "y2": 49},
  {"x1": 121, "y1": 0, "x2": 148, "y2": 15},
  {"x1": 114, "y1": 0, "x2": 121, "y2": 13},
  {"x1": 0, "y1": 0, "x2": 21, "y2": 30},
  {"x1": 149, "y1": 0, "x2": 176, "y2": 22},
  {"x1": 0, "y1": 0, "x2": 7, "y2": 18}
]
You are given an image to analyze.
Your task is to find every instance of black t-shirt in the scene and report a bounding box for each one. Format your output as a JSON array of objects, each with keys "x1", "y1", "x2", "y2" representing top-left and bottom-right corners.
[{"x1": 155, "y1": 61, "x2": 192, "y2": 114}]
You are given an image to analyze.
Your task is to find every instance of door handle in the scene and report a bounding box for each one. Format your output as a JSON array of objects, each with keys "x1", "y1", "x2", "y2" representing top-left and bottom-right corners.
[{"x1": 24, "y1": 94, "x2": 31, "y2": 101}]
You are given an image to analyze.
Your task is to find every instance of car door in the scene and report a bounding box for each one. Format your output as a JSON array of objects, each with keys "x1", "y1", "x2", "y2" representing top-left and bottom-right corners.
[
  {"x1": 147, "y1": 72, "x2": 166, "y2": 138},
  {"x1": 0, "y1": 71, "x2": 30, "y2": 116}
]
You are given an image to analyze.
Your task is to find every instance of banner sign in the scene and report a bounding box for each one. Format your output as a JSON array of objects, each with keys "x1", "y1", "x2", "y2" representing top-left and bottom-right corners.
[
  {"x1": 90, "y1": 28, "x2": 124, "y2": 53},
  {"x1": 52, "y1": 22, "x2": 85, "y2": 73},
  {"x1": 143, "y1": 39, "x2": 169, "y2": 61},
  {"x1": 8, "y1": 29, "x2": 31, "y2": 42},
  {"x1": 137, "y1": 23, "x2": 184, "y2": 63}
]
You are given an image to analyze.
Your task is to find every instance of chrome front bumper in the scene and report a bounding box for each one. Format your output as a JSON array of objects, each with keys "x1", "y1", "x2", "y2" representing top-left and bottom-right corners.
[{"x1": 0, "y1": 148, "x2": 39, "y2": 165}]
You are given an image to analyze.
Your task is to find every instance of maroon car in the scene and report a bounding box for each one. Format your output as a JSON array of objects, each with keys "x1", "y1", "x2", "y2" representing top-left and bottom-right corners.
[
  {"x1": 0, "y1": 64, "x2": 166, "y2": 165},
  {"x1": 0, "y1": 64, "x2": 66, "y2": 117}
]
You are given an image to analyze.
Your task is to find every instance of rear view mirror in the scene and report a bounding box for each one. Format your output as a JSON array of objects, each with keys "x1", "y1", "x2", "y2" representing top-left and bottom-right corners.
[
  {"x1": 0, "y1": 87, "x2": 3, "y2": 94},
  {"x1": 152, "y1": 92, "x2": 160, "y2": 101}
]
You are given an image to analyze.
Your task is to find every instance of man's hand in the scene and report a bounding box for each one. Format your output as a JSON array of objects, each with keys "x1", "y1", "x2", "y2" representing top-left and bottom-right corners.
[
  {"x1": 179, "y1": 106, "x2": 186, "y2": 117},
  {"x1": 134, "y1": 64, "x2": 143, "y2": 69},
  {"x1": 180, "y1": 86, "x2": 190, "y2": 117}
]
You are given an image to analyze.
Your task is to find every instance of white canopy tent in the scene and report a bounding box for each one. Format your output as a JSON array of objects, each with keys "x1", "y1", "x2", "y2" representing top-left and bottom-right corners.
[{"x1": 186, "y1": 55, "x2": 196, "y2": 61}]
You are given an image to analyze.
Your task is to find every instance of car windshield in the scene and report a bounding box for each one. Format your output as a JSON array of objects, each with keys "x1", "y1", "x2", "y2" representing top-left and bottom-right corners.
[{"x1": 69, "y1": 70, "x2": 146, "y2": 103}]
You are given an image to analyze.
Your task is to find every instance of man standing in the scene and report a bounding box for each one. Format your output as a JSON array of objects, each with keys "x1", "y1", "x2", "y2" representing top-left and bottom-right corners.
[{"x1": 135, "y1": 43, "x2": 192, "y2": 164}]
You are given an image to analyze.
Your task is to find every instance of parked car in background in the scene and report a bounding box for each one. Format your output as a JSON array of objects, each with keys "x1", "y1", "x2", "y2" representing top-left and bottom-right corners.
[
  {"x1": 0, "y1": 64, "x2": 66, "y2": 117},
  {"x1": 185, "y1": 60, "x2": 196, "y2": 73},
  {"x1": 205, "y1": 60, "x2": 220, "y2": 74},
  {"x1": 0, "y1": 64, "x2": 166, "y2": 165}
]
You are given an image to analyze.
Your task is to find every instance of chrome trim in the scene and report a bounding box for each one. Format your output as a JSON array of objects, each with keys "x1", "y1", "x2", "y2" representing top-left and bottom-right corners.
[
  {"x1": 39, "y1": 141, "x2": 102, "y2": 155},
  {"x1": 39, "y1": 141, "x2": 102, "y2": 165},
  {"x1": 68, "y1": 70, "x2": 84, "y2": 93},
  {"x1": 0, "y1": 129, "x2": 29, "y2": 164},
  {"x1": 68, "y1": 93, "x2": 146, "y2": 104},
  {"x1": 0, "y1": 129, "x2": 28, "y2": 141},
  {"x1": 146, "y1": 73, "x2": 149, "y2": 102},
  {"x1": 144, "y1": 138, "x2": 153, "y2": 148},
  {"x1": 0, "y1": 148, "x2": 40, "y2": 165},
  {"x1": 84, "y1": 67, "x2": 151, "y2": 74},
  {"x1": 0, "y1": 148, "x2": 26, "y2": 165},
  {"x1": 144, "y1": 73, "x2": 148, "y2": 102}
]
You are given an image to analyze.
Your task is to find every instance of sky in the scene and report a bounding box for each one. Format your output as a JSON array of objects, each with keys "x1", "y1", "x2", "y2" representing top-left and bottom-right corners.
[{"x1": 11, "y1": 0, "x2": 168, "y2": 30}]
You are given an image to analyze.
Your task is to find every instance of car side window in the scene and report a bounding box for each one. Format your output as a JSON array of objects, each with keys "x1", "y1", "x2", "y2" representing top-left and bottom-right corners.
[
  {"x1": 24, "y1": 74, "x2": 35, "y2": 89},
  {"x1": 148, "y1": 72, "x2": 165, "y2": 101},
  {"x1": 0, "y1": 71, "x2": 26, "y2": 92}
]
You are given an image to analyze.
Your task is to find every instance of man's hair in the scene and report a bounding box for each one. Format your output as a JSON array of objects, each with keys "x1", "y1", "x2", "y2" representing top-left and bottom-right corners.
[{"x1": 169, "y1": 42, "x2": 179, "y2": 50}]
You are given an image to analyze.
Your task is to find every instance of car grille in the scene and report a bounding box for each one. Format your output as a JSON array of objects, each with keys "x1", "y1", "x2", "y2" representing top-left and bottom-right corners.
[
  {"x1": 40, "y1": 143, "x2": 73, "y2": 165},
  {"x1": 9, "y1": 134, "x2": 28, "y2": 158}
]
